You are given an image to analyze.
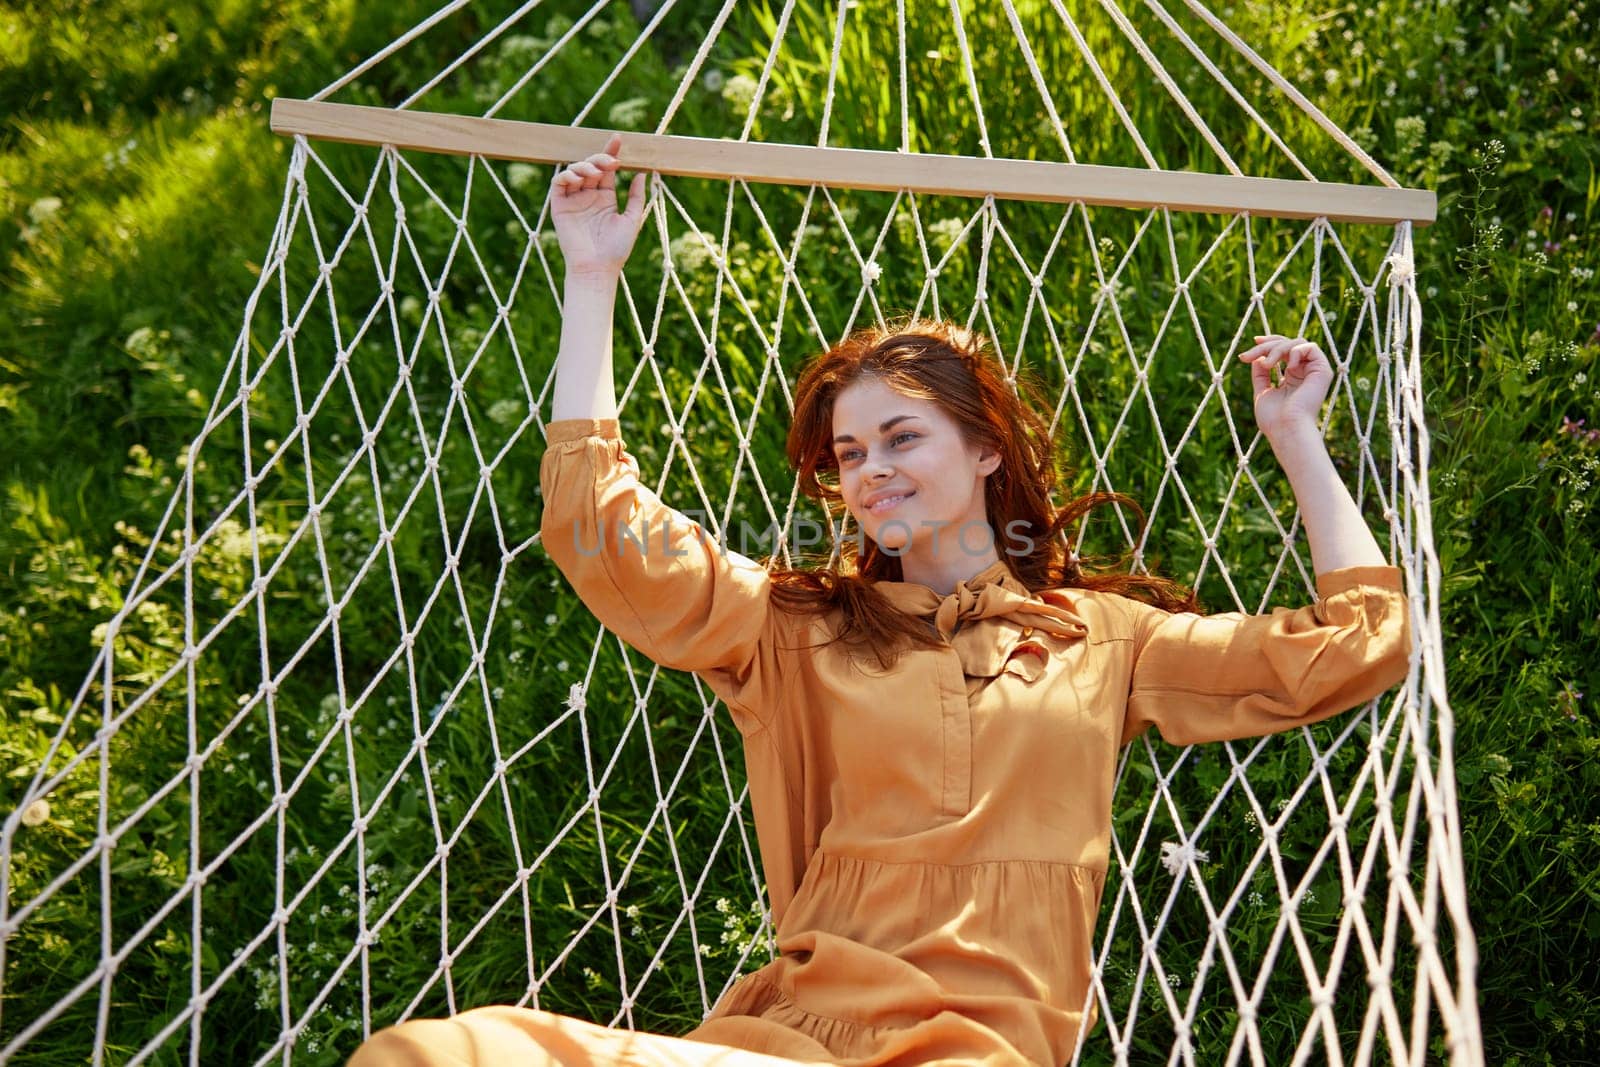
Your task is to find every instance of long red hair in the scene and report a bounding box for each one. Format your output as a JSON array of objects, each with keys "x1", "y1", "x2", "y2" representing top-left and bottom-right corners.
[{"x1": 760, "y1": 315, "x2": 1197, "y2": 669}]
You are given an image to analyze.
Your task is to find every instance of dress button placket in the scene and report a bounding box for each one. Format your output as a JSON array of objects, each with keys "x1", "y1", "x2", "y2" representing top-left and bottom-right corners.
[{"x1": 937, "y1": 645, "x2": 973, "y2": 818}]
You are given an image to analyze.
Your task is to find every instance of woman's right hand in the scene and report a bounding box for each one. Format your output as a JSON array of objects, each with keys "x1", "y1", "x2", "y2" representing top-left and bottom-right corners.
[{"x1": 550, "y1": 132, "x2": 649, "y2": 279}]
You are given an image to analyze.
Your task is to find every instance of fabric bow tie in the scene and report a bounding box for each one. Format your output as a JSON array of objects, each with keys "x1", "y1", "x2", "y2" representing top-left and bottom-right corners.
[{"x1": 874, "y1": 561, "x2": 1088, "y2": 682}]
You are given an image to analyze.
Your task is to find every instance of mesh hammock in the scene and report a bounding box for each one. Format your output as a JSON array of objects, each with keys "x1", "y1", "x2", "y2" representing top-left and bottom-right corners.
[{"x1": 0, "y1": 0, "x2": 1482, "y2": 1064}]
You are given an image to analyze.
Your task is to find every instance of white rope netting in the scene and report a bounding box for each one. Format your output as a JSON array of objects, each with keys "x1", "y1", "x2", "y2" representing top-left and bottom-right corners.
[{"x1": 1, "y1": 1, "x2": 1479, "y2": 1064}]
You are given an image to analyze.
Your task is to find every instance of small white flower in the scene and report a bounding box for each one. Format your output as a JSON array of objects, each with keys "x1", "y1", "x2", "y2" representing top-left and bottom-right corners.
[
  {"x1": 506, "y1": 163, "x2": 538, "y2": 191},
  {"x1": 606, "y1": 97, "x2": 649, "y2": 130},
  {"x1": 124, "y1": 325, "x2": 158, "y2": 355},
  {"x1": 487, "y1": 398, "x2": 522, "y2": 426},
  {"x1": 668, "y1": 230, "x2": 718, "y2": 273},
  {"x1": 20, "y1": 799, "x2": 51, "y2": 827},
  {"x1": 27, "y1": 197, "x2": 63, "y2": 225},
  {"x1": 721, "y1": 73, "x2": 759, "y2": 112},
  {"x1": 928, "y1": 217, "x2": 965, "y2": 247},
  {"x1": 1159, "y1": 840, "x2": 1208, "y2": 876},
  {"x1": 702, "y1": 69, "x2": 724, "y2": 93}
]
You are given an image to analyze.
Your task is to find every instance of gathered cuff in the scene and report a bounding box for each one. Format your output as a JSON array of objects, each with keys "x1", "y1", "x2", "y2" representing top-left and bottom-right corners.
[
  {"x1": 1314, "y1": 564, "x2": 1404, "y2": 600},
  {"x1": 544, "y1": 417, "x2": 622, "y2": 446}
]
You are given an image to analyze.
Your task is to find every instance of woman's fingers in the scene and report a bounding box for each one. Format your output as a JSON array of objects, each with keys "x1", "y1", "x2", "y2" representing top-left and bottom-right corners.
[
  {"x1": 1240, "y1": 336, "x2": 1317, "y2": 362},
  {"x1": 553, "y1": 135, "x2": 629, "y2": 194},
  {"x1": 1239, "y1": 336, "x2": 1324, "y2": 388},
  {"x1": 1249, "y1": 347, "x2": 1276, "y2": 394},
  {"x1": 1240, "y1": 333, "x2": 1286, "y2": 359}
]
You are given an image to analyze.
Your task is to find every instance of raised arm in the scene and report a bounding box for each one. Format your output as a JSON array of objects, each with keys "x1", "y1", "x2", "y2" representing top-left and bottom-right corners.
[
  {"x1": 540, "y1": 136, "x2": 784, "y2": 732},
  {"x1": 1239, "y1": 333, "x2": 1387, "y2": 573},
  {"x1": 549, "y1": 131, "x2": 644, "y2": 422},
  {"x1": 1119, "y1": 335, "x2": 1410, "y2": 747}
]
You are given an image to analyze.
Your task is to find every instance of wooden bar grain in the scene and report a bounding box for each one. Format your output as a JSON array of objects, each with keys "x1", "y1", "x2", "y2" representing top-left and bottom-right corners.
[{"x1": 271, "y1": 98, "x2": 1436, "y2": 226}]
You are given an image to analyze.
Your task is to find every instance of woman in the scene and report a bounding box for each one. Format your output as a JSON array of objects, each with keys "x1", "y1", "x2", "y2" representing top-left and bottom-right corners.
[{"x1": 347, "y1": 134, "x2": 1410, "y2": 1066}]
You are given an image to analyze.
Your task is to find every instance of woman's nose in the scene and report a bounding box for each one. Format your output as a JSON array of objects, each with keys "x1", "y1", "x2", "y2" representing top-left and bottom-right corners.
[{"x1": 862, "y1": 451, "x2": 894, "y2": 479}]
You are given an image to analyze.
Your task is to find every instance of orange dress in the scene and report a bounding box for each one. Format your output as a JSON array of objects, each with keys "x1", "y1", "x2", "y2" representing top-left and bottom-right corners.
[{"x1": 347, "y1": 417, "x2": 1410, "y2": 1067}]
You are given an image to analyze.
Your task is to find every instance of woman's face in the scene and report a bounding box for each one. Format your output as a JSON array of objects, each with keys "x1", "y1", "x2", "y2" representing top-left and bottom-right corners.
[{"x1": 831, "y1": 376, "x2": 1000, "y2": 560}]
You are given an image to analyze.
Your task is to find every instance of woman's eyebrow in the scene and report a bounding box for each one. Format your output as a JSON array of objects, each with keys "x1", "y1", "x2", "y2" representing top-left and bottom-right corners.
[{"x1": 833, "y1": 414, "x2": 922, "y2": 445}]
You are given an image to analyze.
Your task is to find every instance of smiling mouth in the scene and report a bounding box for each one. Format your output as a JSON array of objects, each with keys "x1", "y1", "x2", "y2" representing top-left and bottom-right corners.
[{"x1": 867, "y1": 492, "x2": 914, "y2": 514}]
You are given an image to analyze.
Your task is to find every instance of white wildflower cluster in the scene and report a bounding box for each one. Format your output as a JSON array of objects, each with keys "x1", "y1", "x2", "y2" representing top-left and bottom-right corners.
[
  {"x1": 28, "y1": 194, "x2": 63, "y2": 223},
  {"x1": 668, "y1": 230, "x2": 721, "y2": 274},
  {"x1": 606, "y1": 97, "x2": 650, "y2": 131},
  {"x1": 1395, "y1": 116, "x2": 1426, "y2": 158},
  {"x1": 497, "y1": 35, "x2": 540, "y2": 63},
  {"x1": 928, "y1": 217, "x2": 966, "y2": 250},
  {"x1": 487, "y1": 398, "x2": 523, "y2": 427},
  {"x1": 1561, "y1": 455, "x2": 1599, "y2": 514},
  {"x1": 701, "y1": 895, "x2": 765, "y2": 960},
  {"x1": 506, "y1": 163, "x2": 539, "y2": 192},
  {"x1": 722, "y1": 73, "x2": 760, "y2": 113}
]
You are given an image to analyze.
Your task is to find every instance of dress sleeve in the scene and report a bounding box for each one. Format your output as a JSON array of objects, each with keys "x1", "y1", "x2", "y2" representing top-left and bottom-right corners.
[
  {"x1": 538, "y1": 417, "x2": 783, "y2": 732},
  {"x1": 1121, "y1": 565, "x2": 1412, "y2": 747}
]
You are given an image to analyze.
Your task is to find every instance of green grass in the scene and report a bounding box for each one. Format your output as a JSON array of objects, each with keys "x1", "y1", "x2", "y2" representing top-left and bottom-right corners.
[{"x1": 2, "y1": 0, "x2": 1597, "y2": 1063}]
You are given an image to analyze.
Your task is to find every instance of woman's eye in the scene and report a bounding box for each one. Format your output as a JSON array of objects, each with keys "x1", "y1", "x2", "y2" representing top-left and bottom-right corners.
[{"x1": 838, "y1": 433, "x2": 916, "y2": 463}]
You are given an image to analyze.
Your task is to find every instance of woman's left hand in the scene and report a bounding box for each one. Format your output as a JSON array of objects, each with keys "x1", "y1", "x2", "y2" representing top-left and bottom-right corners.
[{"x1": 1239, "y1": 334, "x2": 1332, "y2": 440}]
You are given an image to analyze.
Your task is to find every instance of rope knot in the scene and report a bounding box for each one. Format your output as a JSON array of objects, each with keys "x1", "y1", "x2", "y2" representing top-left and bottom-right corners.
[{"x1": 1160, "y1": 840, "x2": 1208, "y2": 877}]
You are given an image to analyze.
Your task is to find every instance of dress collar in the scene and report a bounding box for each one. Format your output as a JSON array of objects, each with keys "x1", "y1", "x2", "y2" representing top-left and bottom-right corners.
[
  {"x1": 874, "y1": 559, "x2": 1087, "y2": 647},
  {"x1": 874, "y1": 558, "x2": 1027, "y2": 602}
]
